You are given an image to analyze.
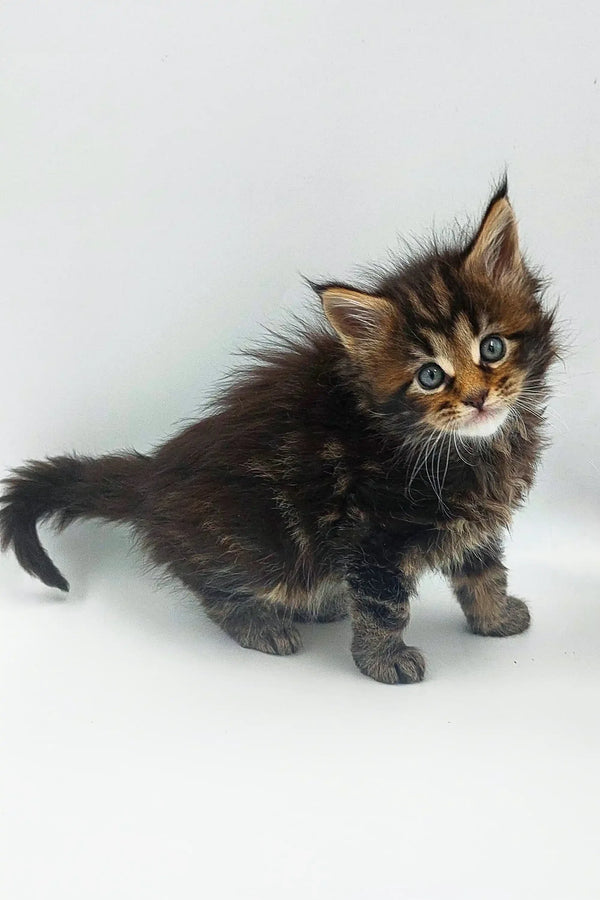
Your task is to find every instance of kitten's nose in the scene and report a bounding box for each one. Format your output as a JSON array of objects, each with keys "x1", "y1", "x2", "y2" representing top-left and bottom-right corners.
[{"x1": 463, "y1": 389, "x2": 489, "y2": 411}]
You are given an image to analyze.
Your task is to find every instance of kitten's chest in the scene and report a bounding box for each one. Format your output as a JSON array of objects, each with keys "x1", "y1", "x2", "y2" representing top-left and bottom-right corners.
[
  {"x1": 365, "y1": 437, "x2": 537, "y2": 564},
  {"x1": 374, "y1": 443, "x2": 528, "y2": 518},
  {"x1": 426, "y1": 444, "x2": 537, "y2": 564},
  {"x1": 447, "y1": 444, "x2": 534, "y2": 523}
]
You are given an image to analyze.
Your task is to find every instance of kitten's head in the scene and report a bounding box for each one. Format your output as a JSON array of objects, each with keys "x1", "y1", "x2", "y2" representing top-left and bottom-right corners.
[{"x1": 316, "y1": 182, "x2": 558, "y2": 440}]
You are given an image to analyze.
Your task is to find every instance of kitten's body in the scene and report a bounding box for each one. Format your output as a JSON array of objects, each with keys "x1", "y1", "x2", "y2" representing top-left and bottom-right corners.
[{"x1": 0, "y1": 183, "x2": 558, "y2": 682}]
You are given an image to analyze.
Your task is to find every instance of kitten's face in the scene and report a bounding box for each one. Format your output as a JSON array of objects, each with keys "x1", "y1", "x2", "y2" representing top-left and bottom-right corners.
[
  {"x1": 319, "y1": 187, "x2": 557, "y2": 441},
  {"x1": 404, "y1": 321, "x2": 520, "y2": 439},
  {"x1": 399, "y1": 298, "x2": 541, "y2": 439}
]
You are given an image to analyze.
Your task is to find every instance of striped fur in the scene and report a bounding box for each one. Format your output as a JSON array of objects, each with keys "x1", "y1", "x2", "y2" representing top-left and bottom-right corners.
[{"x1": 0, "y1": 181, "x2": 559, "y2": 683}]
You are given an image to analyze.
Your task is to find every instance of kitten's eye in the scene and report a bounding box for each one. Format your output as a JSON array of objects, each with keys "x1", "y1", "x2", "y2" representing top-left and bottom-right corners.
[
  {"x1": 417, "y1": 363, "x2": 445, "y2": 390},
  {"x1": 480, "y1": 335, "x2": 506, "y2": 363}
]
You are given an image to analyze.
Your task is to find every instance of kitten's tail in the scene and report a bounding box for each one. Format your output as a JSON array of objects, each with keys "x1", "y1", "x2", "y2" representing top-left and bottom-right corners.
[{"x1": 0, "y1": 452, "x2": 150, "y2": 592}]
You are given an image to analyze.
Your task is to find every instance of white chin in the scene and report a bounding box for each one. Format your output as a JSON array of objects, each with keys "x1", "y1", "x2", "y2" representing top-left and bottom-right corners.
[{"x1": 457, "y1": 408, "x2": 509, "y2": 439}]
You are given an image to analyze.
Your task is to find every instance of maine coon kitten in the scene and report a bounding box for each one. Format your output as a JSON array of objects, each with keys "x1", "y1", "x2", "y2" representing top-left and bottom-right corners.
[{"x1": 0, "y1": 181, "x2": 558, "y2": 684}]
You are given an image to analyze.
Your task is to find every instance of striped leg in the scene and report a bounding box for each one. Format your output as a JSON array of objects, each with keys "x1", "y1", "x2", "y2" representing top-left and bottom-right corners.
[
  {"x1": 348, "y1": 561, "x2": 425, "y2": 685},
  {"x1": 179, "y1": 574, "x2": 302, "y2": 655},
  {"x1": 448, "y1": 541, "x2": 530, "y2": 637}
]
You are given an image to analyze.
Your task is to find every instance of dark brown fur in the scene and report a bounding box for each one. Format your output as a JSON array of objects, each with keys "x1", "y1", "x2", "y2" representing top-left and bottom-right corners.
[{"x1": 0, "y1": 181, "x2": 559, "y2": 682}]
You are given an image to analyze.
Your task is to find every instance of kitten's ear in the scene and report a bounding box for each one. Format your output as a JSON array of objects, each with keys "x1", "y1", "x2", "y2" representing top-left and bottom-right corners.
[
  {"x1": 316, "y1": 285, "x2": 397, "y2": 352},
  {"x1": 464, "y1": 182, "x2": 524, "y2": 284}
]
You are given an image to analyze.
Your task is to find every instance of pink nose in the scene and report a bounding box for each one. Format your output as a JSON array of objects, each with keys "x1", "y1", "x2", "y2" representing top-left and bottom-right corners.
[{"x1": 463, "y1": 389, "x2": 488, "y2": 411}]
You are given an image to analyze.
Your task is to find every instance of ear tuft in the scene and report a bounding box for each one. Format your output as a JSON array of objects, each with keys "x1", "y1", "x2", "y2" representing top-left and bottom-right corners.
[
  {"x1": 464, "y1": 185, "x2": 523, "y2": 284},
  {"x1": 318, "y1": 286, "x2": 396, "y2": 350}
]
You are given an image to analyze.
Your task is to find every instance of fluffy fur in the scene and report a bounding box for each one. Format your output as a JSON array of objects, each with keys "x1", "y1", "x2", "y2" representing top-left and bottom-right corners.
[{"x1": 0, "y1": 181, "x2": 559, "y2": 683}]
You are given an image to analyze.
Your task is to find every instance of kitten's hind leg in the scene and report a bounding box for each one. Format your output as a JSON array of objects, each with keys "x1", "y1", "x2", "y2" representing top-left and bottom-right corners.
[{"x1": 181, "y1": 576, "x2": 302, "y2": 655}]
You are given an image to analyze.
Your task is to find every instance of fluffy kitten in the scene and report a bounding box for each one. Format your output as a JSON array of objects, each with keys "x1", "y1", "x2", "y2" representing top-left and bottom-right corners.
[{"x1": 0, "y1": 181, "x2": 558, "y2": 683}]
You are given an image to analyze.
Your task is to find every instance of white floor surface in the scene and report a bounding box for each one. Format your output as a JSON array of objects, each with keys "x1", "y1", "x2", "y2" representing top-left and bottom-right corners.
[{"x1": 1, "y1": 503, "x2": 599, "y2": 900}]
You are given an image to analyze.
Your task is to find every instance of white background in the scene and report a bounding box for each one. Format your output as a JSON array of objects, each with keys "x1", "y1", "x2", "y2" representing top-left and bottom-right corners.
[{"x1": 1, "y1": 2, "x2": 599, "y2": 898}]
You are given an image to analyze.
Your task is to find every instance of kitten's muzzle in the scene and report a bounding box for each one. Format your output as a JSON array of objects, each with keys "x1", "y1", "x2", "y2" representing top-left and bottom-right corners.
[
  {"x1": 458, "y1": 399, "x2": 509, "y2": 437},
  {"x1": 463, "y1": 389, "x2": 489, "y2": 411}
]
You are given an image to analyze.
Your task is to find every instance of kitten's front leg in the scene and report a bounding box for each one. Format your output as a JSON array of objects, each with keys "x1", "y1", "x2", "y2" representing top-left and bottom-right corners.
[
  {"x1": 347, "y1": 563, "x2": 425, "y2": 685},
  {"x1": 448, "y1": 541, "x2": 530, "y2": 637}
]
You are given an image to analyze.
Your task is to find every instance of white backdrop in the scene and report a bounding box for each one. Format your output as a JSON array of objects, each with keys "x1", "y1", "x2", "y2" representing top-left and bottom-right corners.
[{"x1": 1, "y1": 3, "x2": 599, "y2": 899}]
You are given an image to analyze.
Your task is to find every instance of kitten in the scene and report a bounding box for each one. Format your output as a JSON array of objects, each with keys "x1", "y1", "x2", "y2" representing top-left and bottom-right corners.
[{"x1": 0, "y1": 181, "x2": 558, "y2": 683}]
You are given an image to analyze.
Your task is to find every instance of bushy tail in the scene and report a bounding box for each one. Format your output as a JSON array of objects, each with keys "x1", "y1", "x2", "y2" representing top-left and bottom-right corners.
[{"x1": 0, "y1": 452, "x2": 149, "y2": 591}]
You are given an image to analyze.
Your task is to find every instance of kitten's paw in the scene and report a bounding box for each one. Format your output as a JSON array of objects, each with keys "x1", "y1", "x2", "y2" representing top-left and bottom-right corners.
[
  {"x1": 239, "y1": 623, "x2": 302, "y2": 656},
  {"x1": 469, "y1": 595, "x2": 530, "y2": 637},
  {"x1": 353, "y1": 644, "x2": 426, "y2": 685}
]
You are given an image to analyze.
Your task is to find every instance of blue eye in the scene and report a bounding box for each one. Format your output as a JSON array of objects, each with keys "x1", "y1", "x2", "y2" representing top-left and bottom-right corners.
[
  {"x1": 480, "y1": 335, "x2": 506, "y2": 363},
  {"x1": 417, "y1": 363, "x2": 445, "y2": 390}
]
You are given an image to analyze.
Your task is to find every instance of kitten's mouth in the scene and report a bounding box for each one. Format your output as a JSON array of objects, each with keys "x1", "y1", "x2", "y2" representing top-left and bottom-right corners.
[{"x1": 457, "y1": 404, "x2": 509, "y2": 438}]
